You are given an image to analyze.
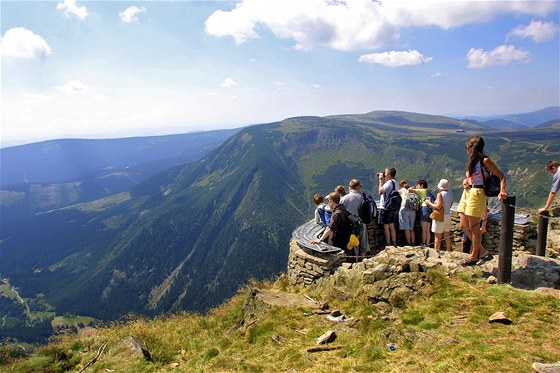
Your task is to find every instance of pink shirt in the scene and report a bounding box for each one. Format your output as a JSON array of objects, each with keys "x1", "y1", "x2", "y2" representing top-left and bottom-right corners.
[{"x1": 467, "y1": 161, "x2": 485, "y2": 186}]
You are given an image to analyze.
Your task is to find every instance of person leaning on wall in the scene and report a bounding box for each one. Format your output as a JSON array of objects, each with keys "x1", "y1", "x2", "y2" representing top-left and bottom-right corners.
[
  {"x1": 538, "y1": 161, "x2": 560, "y2": 215},
  {"x1": 458, "y1": 135, "x2": 507, "y2": 267}
]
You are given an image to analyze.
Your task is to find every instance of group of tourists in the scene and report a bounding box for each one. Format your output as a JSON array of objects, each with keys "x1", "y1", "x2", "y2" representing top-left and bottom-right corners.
[
  {"x1": 311, "y1": 180, "x2": 370, "y2": 260},
  {"x1": 310, "y1": 135, "x2": 560, "y2": 267}
]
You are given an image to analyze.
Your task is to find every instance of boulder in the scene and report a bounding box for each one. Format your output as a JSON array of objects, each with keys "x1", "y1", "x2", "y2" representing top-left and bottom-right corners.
[{"x1": 110, "y1": 336, "x2": 151, "y2": 361}]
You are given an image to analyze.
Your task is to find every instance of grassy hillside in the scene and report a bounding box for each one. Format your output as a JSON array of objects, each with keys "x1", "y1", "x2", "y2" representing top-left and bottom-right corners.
[{"x1": 2, "y1": 271, "x2": 559, "y2": 372}]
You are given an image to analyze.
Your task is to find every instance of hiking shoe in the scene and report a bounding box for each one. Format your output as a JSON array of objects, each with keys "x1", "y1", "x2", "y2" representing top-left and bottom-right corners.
[{"x1": 532, "y1": 362, "x2": 560, "y2": 373}]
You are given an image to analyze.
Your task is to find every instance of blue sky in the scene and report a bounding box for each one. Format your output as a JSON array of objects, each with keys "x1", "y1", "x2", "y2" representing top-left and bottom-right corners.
[{"x1": 1, "y1": 0, "x2": 559, "y2": 146}]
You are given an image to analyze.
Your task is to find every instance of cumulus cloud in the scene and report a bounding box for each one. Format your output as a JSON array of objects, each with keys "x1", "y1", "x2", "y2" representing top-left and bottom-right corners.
[
  {"x1": 57, "y1": 0, "x2": 88, "y2": 20},
  {"x1": 221, "y1": 78, "x2": 239, "y2": 88},
  {"x1": 205, "y1": 0, "x2": 557, "y2": 51},
  {"x1": 56, "y1": 80, "x2": 89, "y2": 94},
  {"x1": 119, "y1": 6, "x2": 147, "y2": 23},
  {"x1": 358, "y1": 50, "x2": 432, "y2": 67},
  {"x1": 1, "y1": 27, "x2": 51, "y2": 59},
  {"x1": 467, "y1": 45, "x2": 531, "y2": 69},
  {"x1": 507, "y1": 20, "x2": 559, "y2": 43}
]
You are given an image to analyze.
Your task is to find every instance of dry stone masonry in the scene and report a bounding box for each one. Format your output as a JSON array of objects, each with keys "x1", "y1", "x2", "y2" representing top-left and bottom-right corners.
[{"x1": 288, "y1": 208, "x2": 554, "y2": 288}]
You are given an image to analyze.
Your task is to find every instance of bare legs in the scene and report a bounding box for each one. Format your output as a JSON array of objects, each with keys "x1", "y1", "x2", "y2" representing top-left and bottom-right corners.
[
  {"x1": 434, "y1": 233, "x2": 442, "y2": 250},
  {"x1": 435, "y1": 231, "x2": 453, "y2": 251},
  {"x1": 384, "y1": 223, "x2": 396, "y2": 246},
  {"x1": 404, "y1": 229, "x2": 415, "y2": 245},
  {"x1": 443, "y1": 231, "x2": 452, "y2": 251},
  {"x1": 421, "y1": 221, "x2": 431, "y2": 246},
  {"x1": 460, "y1": 213, "x2": 482, "y2": 260}
]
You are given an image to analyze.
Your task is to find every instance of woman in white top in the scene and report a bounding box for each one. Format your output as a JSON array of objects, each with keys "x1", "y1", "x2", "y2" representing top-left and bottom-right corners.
[
  {"x1": 398, "y1": 180, "x2": 416, "y2": 245},
  {"x1": 424, "y1": 179, "x2": 454, "y2": 251}
]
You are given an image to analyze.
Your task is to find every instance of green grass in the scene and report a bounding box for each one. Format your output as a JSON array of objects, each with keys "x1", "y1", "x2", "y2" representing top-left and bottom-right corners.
[{"x1": 2, "y1": 271, "x2": 559, "y2": 373}]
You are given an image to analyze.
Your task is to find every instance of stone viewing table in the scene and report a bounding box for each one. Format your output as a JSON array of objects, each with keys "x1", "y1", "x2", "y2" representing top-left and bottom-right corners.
[{"x1": 291, "y1": 220, "x2": 343, "y2": 255}]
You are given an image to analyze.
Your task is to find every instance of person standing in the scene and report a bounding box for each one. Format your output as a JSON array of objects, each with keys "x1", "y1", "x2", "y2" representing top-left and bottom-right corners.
[
  {"x1": 340, "y1": 179, "x2": 369, "y2": 259},
  {"x1": 335, "y1": 185, "x2": 347, "y2": 197},
  {"x1": 409, "y1": 180, "x2": 432, "y2": 247},
  {"x1": 458, "y1": 136, "x2": 507, "y2": 266},
  {"x1": 311, "y1": 192, "x2": 351, "y2": 250},
  {"x1": 424, "y1": 179, "x2": 454, "y2": 251},
  {"x1": 538, "y1": 161, "x2": 560, "y2": 215},
  {"x1": 398, "y1": 180, "x2": 416, "y2": 245},
  {"x1": 378, "y1": 167, "x2": 398, "y2": 247}
]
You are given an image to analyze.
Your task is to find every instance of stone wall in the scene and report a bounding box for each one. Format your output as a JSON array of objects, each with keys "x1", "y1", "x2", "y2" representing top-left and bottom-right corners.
[
  {"x1": 288, "y1": 210, "x2": 539, "y2": 286},
  {"x1": 287, "y1": 240, "x2": 345, "y2": 285},
  {"x1": 367, "y1": 210, "x2": 536, "y2": 254}
]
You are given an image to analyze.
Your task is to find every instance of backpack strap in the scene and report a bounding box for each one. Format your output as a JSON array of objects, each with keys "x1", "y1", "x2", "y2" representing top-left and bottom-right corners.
[{"x1": 479, "y1": 156, "x2": 489, "y2": 184}]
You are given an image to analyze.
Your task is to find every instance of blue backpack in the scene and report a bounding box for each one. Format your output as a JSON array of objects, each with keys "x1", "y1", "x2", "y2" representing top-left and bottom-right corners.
[
  {"x1": 384, "y1": 180, "x2": 402, "y2": 211},
  {"x1": 317, "y1": 205, "x2": 332, "y2": 227}
]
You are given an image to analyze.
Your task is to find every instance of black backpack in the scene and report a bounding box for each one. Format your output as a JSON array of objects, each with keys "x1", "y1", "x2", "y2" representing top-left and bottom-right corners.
[
  {"x1": 384, "y1": 180, "x2": 402, "y2": 211},
  {"x1": 343, "y1": 210, "x2": 364, "y2": 237},
  {"x1": 359, "y1": 192, "x2": 377, "y2": 224}
]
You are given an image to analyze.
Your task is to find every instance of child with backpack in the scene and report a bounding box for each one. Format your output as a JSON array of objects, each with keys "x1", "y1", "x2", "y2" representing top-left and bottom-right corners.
[
  {"x1": 311, "y1": 192, "x2": 352, "y2": 251},
  {"x1": 313, "y1": 193, "x2": 332, "y2": 227}
]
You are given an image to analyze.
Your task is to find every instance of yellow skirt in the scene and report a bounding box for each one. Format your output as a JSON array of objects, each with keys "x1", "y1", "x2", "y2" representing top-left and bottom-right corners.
[{"x1": 457, "y1": 188, "x2": 486, "y2": 218}]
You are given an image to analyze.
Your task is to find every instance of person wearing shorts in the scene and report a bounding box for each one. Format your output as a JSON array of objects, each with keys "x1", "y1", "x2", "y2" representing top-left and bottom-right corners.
[
  {"x1": 458, "y1": 136, "x2": 507, "y2": 266},
  {"x1": 409, "y1": 180, "x2": 431, "y2": 247},
  {"x1": 378, "y1": 167, "x2": 398, "y2": 247},
  {"x1": 425, "y1": 179, "x2": 454, "y2": 251},
  {"x1": 398, "y1": 180, "x2": 416, "y2": 245}
]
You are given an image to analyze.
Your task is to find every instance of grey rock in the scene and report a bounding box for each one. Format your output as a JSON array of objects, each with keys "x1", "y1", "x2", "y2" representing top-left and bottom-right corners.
[
  {"x1": 110, "y1": 336, "x2": 151, "y2": 361},
  {"x1": 316, "y1": 330, "x2": 336, "y2": 345},
  {"x1": 488, "y1": 311, "x2": 512, "y2": 325},
  {"x1": 532, "y1": 362, "x2": 560, "y2": 373}
]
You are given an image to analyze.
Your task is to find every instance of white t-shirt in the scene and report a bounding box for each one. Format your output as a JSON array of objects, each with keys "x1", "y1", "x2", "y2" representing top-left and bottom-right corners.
[
  {"x1": 552, "y1": 170, "x2": 560, "y2": 194},
  {"x1": 380, "y1": 179, "x2": 397, "y2": 210}
]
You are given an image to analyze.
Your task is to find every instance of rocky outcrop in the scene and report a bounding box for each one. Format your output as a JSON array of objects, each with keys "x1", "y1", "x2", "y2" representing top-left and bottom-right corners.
[
  {"x1": 509, "y1": 256, "x2": 560, "y2": 290},
  {"x1": 288, "y1": 243, "x2": 560, "y2": 313}
]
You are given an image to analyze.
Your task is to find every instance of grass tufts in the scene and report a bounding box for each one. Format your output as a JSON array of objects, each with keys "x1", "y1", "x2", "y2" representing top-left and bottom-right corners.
[{"x1": 2, "y1": 275, "x2": 559, "y2": 372}]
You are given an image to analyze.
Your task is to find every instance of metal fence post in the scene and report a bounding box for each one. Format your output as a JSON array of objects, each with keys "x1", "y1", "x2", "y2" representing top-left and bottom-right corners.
[
  {"x1": 536, "y1": 211, "x2": 549, "y2": 256},
  {"x1": 497, "y1": 195, "x2": 515, "y2": 284}
]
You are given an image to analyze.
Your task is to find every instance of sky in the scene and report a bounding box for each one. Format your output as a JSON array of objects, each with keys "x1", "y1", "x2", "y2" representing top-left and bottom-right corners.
[{"x1": 1, "y1": 0, "x2": 559, "y2": 147}]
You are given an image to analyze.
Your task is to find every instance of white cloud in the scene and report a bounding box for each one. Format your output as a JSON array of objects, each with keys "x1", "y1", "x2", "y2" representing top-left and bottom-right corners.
[
  {"x1": 119, "y1": 6, "x2": 147, "y2": 24},
  {"x1": 431, "y1": 72, "x2": 443, "y2": 78},
  {"x1": 56, "y1": 80, "x2": 89, "y2": 94},
  {"x1": 221, "y1": 77, "x2": 239, "y2": 88},
  {"x1": 358, "y1": 50, "x2": 432, "y2": 67},
  {"x1": 507, "y1": 20, "x2": 559, "y2": 43},
  {"x1": 467, "y1": 44, "x2": 531, "y2": 69},
  {"x1": 0, "y1": 27, "x2": 51, "y2": 59},
  {"x1": 57, "y1": 0, "x2": 88, "y2": 20},
  {"x1": 205, "y1": 0, "x2": 557, "y2": 51}
]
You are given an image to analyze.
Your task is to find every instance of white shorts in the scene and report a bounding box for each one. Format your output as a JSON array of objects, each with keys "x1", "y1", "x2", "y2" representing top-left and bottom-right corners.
[{"x1": 431, "y1": 214, "x2": 451, "y2": 234}]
